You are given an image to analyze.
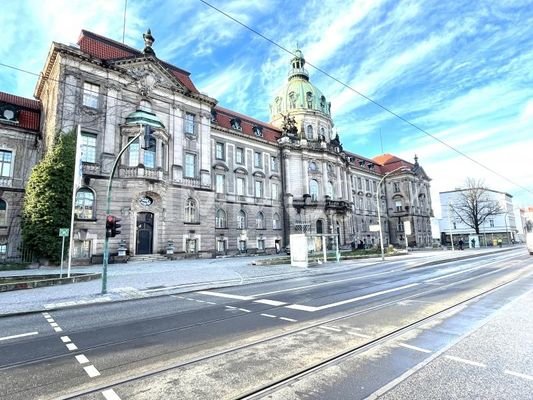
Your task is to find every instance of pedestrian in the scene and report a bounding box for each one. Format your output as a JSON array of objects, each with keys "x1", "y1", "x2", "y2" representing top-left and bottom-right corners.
[
  {"x1": 471, "y1": 238, "x2": 476, "y2": 248},
  {"x1": 458, "y1": 239, "x2": 464, "y2": 250},
  {"x1": 497, "y1": 239, "x2": 502, "y2": 248}
]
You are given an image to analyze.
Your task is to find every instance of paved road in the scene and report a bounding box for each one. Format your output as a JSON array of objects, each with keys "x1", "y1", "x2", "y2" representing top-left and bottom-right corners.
[{"x1": 0, "y1": 248, "x2": 531, "y2": 399}]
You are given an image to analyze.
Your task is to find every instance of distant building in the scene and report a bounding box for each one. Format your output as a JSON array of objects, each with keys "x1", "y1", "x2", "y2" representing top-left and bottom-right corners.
[
  {"x1": 439, "y1": 188, "x2": 517, "y2": 246},
  {"x1": 4, "y1": 29, "x2": 433, "y2": 262},
  {"x1": 0, "y1": 92, "x2": 41, "y2": 261}
]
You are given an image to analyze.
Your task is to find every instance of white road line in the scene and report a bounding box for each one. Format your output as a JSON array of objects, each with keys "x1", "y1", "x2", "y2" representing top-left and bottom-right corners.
[
  {"x1": 320, "y1": 326, "x2": 342, "y2": 332},
  {"x1": 42, "y1": 312, "x2": 50, "y2": 317},
  {"x1": 445, "y1": 355, "x2": 486, "y2": 367},
  {"x1": 252, "y1": 269, "x2": 399, "y2": 297},
  {"x1": 425, "y1": 266, "x2": 482, "y2": 282},
  {"x1": 0, "y1": 332, "x2": 39, "y2": 341},
  {"x1": 186, "y1": 298, "x2": 195, "y2": 301},
  {"x1": 238, "y1": 308, "x2": 251, "y2": 313},
  {"x1": 205, "y1": 301, "x2": 216, "y2": 305},
  {"x1": 225, "y1": 306, "x2": 237, "y2": 309},
  {"x1": 260, "y1": 313, "x2": 277, "y2": 318},
  {"x1": 102, "y1": 389, "x2": 122, "y2": 400},
  {"x1": 46, "y1": 319, "x2": 55, "y2": 323},
  {"x1": 75, "y1": 354, "x2": 90, "y2": 364},
  {"x1": 83, "y1": 365, "x2": 101, "y2": 378},
  {"x1": 195, "y1": 299, "x2": 206, "y2": 303},
  {"x1": 279, "y1": 317, "x2": 297, "y2": 322},
  {"x1": 347, "y1": 331, "x2": 371, "y2": 338},
  {"x1": 198, "y1": 291, "x2": 253, "y2": 301},
  {"x1": 60, "y1": 336, "x2": 71, "y2": 343},
  {"x1": 254, "y1": 299, "x2": 287, "y2": 306},
  {"x1": 50, "y1": 322, "x2": 59, "y2": 327},
  {"x1": 285, "y1": 283, "x2": 419, "y2": 312},
  {"x1": 54, "y1": 327, "x2": 63, "y2": 332},
  {"x1": 504, "y1": 370, "x2": 533, "y2": 381},
  {"x1": 66, "y1": 343, "x2": 78, "y2": 351},
  {"x1": 399, "y1": 343, "x2": 432, "y2": 353}
]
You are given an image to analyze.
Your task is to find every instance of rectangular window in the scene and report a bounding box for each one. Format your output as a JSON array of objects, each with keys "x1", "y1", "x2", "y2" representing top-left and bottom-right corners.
[
  {"x1": 185, "y1": 113, "x2": 195, "y2": 135},
  {"x1": 216, "y1": 240, "x2": 226, "y2": 253},
  {"x1": 236, "y1": 147, "x2": 244, "y2": 164},
  {"x1": 238, "y1": 240, "x2": 247, "y2": 252},
  {"x1": 128, "y1": 138, "x2": 139, "y2": 166},
  {"x1": 184, "y1": 153, "x2": 197, "y2": 178},
  {"x1": 272, "y1": 183, "x2": 279, "y2": 200},
  {"x1": 216, "y1": 174, "x2": 225, "y2": 194},
  {"x1": 373, "y1": 181, "x2": 377, "y2": 193},
  {"x1": 489, "y1": 219, "x2": 494, "y2": 227},
  {"x1": 257, "y1": 239, "x2": 265, "y2": 251},
  {"x1": 80, "y1": 133, "x2": 97, "y2": 163},
  {"x1": 82, "y1": 82, "x2": 99, "y2": 108},
  {"x1": 395, "y1": 200, "x2": 403, "y2": 212},
  {"x1": 144, "y1": 138, "x2": 156, "y2": 169},
  {"x1": 237, "y1": 177, "x2": 245, "y2": 196},
  {"x1": 254, "y1": 151, "x2": 262, "y2": 168},
  {"x1": 215, "y1": 142, "x2": 225, "y2": 160},
  {"x1": 0, "y1": 243, "x2": 7, "y2": 256},
  {"x1": 357, "y1": 177, "x2": 362, "y2": 190},
  {"x1": 0, "y1": 150, "x2": 13, "y2": 177},
  {"x1": 271, "y1": 156, "x2": 278, "y2": 171},
  {"x1": 73, "y1": 240, "x2": 91, "y2": 258},
  {"x1": 365, "y1": 179, "x2": 370, "y2": 191},
  {"x1": 393, "y1": 182, "x2": 400, "y2": 193},
  {"x1": 397, "y1": 221, "x2": 404, "y2": 231},
  {"x1": 255, "y1": 180, "x2": 263, "y2": 198}
]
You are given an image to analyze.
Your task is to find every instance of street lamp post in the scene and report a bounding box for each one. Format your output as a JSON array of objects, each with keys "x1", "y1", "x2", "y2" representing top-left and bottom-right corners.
[
  {"x1": 376, "y1": 167, "x2": 406, "y2": 261},
  {"x1": 448, "y1": 202, "x2": 455, "y2": 251}
]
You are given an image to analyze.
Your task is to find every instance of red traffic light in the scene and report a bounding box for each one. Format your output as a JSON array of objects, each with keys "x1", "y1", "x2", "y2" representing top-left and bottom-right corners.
[{"x1": 105, "y1": 215, "x2": 122, "y2": 238}]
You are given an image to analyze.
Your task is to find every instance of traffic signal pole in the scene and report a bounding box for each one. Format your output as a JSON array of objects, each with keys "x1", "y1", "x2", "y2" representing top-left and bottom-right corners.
[{"x1": 101, "y1": 128, "x2": 145, "y2": 294}]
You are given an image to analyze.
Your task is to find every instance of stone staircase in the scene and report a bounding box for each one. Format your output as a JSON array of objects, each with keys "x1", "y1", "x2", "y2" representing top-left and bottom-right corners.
[{"x1": 128, "y1": 254, "x2": 169, "y2": 263}]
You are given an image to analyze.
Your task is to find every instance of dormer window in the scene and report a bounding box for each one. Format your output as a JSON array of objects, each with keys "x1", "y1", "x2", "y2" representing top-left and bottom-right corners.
[
  {"x1": 230, "y1": 118, "x2": 242, "y2": 131},
  {"x1": 253, "y1": 126, "x2": 263, "y2": 137},
  {"x1": 306, "y1": 92, "x2": 313, "y2": 108},
  {"x1": 0, "y1": 104, "x2": 19, "y2": 123}
]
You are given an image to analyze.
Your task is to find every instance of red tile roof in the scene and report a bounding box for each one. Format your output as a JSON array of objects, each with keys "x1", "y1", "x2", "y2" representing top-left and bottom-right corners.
[
  {"x1": 0, "y1": 91, "x2": 41, "y2": 132},
  {"x1": 373, "y1": 153, "x2": 414, "y2": 173},
  {"x1": 77, "y1": 30, "x2": 199, "y2": 93},
  {"x1": 214, "y1": 106, "x2": 281, "y2": 143}
]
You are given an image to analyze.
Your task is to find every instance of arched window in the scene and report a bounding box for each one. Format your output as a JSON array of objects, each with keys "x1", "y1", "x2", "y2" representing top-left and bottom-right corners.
[
  {"x1": 74, "y1": 188, "x2": 94, "y2": 220},
  {"x1": 306, "y1": 125, "x2": 313, "y2": 139},
  {"x1": 185, "y1": 198, "x2": 198, "y2": 223},
  {"x1": 215, "y1": 209, "x2": 226, "y2": 228},
  {"x1": 273, "y1": 213, "x2": 280, "y2": 230},
  {"x1": 316, "y1": 219, "x2": 323, "y2": 234},
  {"x1": 237, "y1": 210, "x2": 247, "y2": 229},
  {"x1": 320, "y1": 127, "x2": 326, "y2": 139},
  {"x1": 0, "y1": 199, "x2": 6, "y2": 225},
  {"x1": 256, "y1": 212, "x2": 265, "y2": 229},
  {"x1": 326, "y1": 181, "x2": 335, "y2": 198},
  {"x1": 309, "y1": 179, "x2": 319, "y2": 201}
]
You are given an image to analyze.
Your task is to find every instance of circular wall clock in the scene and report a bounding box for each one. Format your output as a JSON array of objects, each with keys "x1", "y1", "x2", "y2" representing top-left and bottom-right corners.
[{"x1": 139, "y1": 196, "x2": 153, "y2": 206}]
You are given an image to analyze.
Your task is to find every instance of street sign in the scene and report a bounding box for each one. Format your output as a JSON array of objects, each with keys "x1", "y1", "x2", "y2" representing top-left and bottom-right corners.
[
  {"x1": 403, "y1": 221, "x2": 412, "y2": 235},
  {"x1": 59, "y1": 228, "x2": 70, "y2": 237},
  {"x1": 369, "y1": 224, "x2": 380, "y2": 232}
]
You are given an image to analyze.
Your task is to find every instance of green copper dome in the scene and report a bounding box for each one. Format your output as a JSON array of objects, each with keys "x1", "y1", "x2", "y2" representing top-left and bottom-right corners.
[
  {"x1": 125, "y1": 109, "x2": 165, "y2": 128},
  {"x1": 270, "y1": 50, "x2": 331, "y2": 118}
]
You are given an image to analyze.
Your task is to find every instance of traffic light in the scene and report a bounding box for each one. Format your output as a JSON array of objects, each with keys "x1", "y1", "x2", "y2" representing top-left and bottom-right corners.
[
  {"x1": 105, "y1": 215, "x2": 122, "y2": 238},
  {"x1": 105, "y1": 215, "x2": 114, "y2": 238},
  {"x1": 113, "y1": 217, "x2": 121, "y2": 237},
  {"x1": 142, "y1": 125, "x2": 155, "y2": 150}
]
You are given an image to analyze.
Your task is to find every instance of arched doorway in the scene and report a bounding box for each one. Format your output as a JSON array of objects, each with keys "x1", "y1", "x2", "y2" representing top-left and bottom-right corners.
[
  {"x1": 136, "y1": 212, "x2": 154, "y2": 254},
  {"x1": 316, "y1": 219, "x2": 323, "y2": 234}
]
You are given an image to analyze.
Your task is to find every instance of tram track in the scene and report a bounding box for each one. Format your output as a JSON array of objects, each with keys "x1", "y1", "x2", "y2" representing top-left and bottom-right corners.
[{"x1": 47, "y1": 258, "x2": 531, "y2": 400}]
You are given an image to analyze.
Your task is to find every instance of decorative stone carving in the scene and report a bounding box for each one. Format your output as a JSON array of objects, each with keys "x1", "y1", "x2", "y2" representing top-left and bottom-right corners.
[{"x1": 127, "y1": 66, "x2": 162, "y2": 96}]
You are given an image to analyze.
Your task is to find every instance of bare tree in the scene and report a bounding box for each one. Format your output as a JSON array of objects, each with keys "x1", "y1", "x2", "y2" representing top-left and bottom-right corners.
[{"x1": 451, "y1": 178, "x2": 503, "y2": 234}]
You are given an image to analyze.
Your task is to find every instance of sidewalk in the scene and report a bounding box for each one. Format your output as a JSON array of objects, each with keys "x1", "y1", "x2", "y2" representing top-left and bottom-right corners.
[{"x1": 0, "y1": 247, "x2": 517, "y2": 316}]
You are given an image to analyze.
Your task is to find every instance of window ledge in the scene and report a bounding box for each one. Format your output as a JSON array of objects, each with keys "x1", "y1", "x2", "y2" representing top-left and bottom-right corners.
[{"x1": 184, "y1": 222, "x2": 201, "y2": 225}]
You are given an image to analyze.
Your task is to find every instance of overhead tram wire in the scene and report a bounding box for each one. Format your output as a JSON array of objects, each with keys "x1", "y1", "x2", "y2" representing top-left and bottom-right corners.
[{"x1": 197, "y1": 0, "x2": 533, "y2": 197}]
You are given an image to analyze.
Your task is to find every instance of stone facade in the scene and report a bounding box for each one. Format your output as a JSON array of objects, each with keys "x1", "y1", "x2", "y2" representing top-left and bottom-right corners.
[{"x1": 8, "y1": 29, "x2": 433, "y2": 263}]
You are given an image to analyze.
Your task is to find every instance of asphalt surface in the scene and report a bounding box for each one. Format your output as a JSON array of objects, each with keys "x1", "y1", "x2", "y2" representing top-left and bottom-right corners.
[{"x1": 0, "y1": 248, "x2": 531, "y2": 400}]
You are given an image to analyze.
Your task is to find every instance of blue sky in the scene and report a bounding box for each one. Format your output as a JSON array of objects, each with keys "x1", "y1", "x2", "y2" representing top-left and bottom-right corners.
[{"x1": 1, "y1": 0, "x2": 532, "y2": 215}]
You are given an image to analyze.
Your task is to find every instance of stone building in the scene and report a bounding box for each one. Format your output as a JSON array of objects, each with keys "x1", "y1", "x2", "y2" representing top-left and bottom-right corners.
[
  {"x1": 7, "y1": 29, "x2": 433, "y2": 262},
  {"x1": 0, "y1": 92, "x2": 41, "y2": 261}
]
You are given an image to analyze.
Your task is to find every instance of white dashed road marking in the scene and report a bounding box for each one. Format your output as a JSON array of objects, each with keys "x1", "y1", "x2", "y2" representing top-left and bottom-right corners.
[
  {"x1": 347, "y1": 331, "x2": 371, "y2": 338},
  {"x1": 504, "y1": 370, "x2": 533, "y2": 381},
  {"x1": 320, "y1": 326, "x2": 342, "y2": 332},
  {"x1": 54, "y1": 327, "x2": 63, "y2": 332},
  {"x1": 102, "y1": 388, "x2": 122, "y2": 400},
  {"x1": 279, "y1": 317, "x2": 297, "y2": 322},
  {"x1": 60, "y1": 336, "x2": 71, "y2": 343},
  {"x1": 445, "y1": 355, "x2": 486, "y2": 367},
  {"x1": 102, "y1": 389, "x2": 120, "y2": 400},
  {"x1": 238, "y1": 308, "x2": 251, "y2": 313},
  {"x1": 83, "y1": 365, "x2": 101, "y2": 378},
  {"x1": 75, "y1": 354, "x2": 90, "y2": 364},
  {"x1": 198, "y1": 291, "x2": 253, "y2": 301},
  {"x1": 225, "y1": 306, "x2": 237, "y2": 310},
  {"x1": 66, "y1": 343, "x2": 78, "y2": 351},
  {"x1": 0, "y1": 332, "x2": 39, "y2": 341},
  {"x1": 254, "y1": 299, "x2": 287, "y2": 306},
  {"x1": 260, "y1": 313, "x2": 276, "y2": 318},
  {"x1": 398, "y1": 343, "x2": 432, "y2": 353}
]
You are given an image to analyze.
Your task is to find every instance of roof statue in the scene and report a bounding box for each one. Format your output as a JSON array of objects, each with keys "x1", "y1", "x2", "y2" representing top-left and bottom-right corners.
[{"x1": 143, "y1": 29, "x2": 155, "y2": 56}]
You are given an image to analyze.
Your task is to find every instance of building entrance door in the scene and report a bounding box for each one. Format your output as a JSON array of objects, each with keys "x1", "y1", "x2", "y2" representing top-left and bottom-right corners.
[{"x1": 136, "y1": 212, "x2": 154, "y2": 255}]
